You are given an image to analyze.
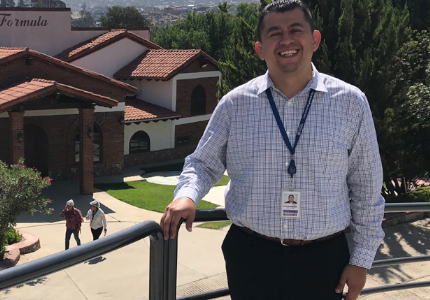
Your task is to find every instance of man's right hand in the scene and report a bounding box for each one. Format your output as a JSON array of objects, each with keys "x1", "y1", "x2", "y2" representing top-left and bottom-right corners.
[{"x1": 160, "y1": 197, "x2": 196, "y2": 240}]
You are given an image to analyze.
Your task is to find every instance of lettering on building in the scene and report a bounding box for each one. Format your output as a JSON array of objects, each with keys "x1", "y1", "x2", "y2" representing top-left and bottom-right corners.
[{"x1": 0, "y1": 14, "x2": 49, "y2": 27}]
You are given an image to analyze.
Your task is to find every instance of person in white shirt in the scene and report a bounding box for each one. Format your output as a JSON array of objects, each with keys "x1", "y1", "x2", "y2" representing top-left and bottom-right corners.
[
  {"x1": 85, "y1": 200, "x2": 107, "y2": 240},
  {"x1": 160, "y1": 1, "x2": 385, "y2": 299}
]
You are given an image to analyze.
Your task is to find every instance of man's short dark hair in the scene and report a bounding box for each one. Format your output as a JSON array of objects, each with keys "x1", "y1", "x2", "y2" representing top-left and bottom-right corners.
[{"x1": 257, "y1": 0, "x2": 314, "y2": 42}]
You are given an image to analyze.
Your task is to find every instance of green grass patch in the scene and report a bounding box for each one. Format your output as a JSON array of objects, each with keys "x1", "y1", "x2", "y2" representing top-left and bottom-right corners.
[
  {"x1": 385, "y1": 186, "x2": 430, "y2": 203},
  {"x1": 142, "y1": 162, "x2": 229, "y2": 186},
  {"x1": 94, "y1": 181, "x2": 217, "y2": 213},
  {"x1": 196, "y1": 220, "x2": 232, "y2": 230},
  {"x1": 214, "y1": 175, "x2": 230, "y2": 187}
]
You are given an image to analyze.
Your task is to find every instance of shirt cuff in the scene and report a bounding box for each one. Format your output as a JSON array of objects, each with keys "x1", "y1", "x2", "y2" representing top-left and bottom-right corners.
[
  {"x1": 349, "y1": 246, "x2": 378, "y2": 269},
  {"x1": 173, "y1": 187, "x2": 200, "y2": 205}
]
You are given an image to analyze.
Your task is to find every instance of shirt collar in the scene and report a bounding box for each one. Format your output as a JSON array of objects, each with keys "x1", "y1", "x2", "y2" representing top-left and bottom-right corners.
[{"x1": 256, "y1": 63, "x2": 328, "y2": 95}]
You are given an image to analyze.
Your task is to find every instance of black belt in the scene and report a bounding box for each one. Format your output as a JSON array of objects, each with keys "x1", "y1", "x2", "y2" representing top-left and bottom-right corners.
[{"x1": 236, "y1": 225, "x2": 343, "y2": 246}]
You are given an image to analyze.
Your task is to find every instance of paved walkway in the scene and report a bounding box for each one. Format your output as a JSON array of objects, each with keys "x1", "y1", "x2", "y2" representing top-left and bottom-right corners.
[{"x1": 1, "y1": 165, "x2": 430, "y2": 299}]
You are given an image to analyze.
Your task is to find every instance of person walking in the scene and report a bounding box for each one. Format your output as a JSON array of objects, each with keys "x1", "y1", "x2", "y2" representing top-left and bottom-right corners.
[
  {"x1": 60, "y1": 199, "x2": 83, "y2": 250},
  {"x1": 160, "y1": 1, "x2": 385, "y2": 300},
  {"x1": 85, "y1": 200, "x2": 107, "y2": 240}
]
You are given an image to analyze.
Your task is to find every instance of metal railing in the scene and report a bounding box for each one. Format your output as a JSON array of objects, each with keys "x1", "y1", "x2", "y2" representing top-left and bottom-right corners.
[
  {"x1": 1, "y1": 202, "x2": 430, "y2": 299},
  {"x1": 0, "y1": 221, "x2": 168, "y2": 299},
  {"x1": 176, "y1": 203, "x2": 430, "y2": 299}
]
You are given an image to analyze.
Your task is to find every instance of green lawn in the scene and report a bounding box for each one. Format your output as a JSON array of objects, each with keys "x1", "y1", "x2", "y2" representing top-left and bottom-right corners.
[
  {"x1": 214, "y1": 175, "x2": 230, "y2": 187},
  {"x1": 196, "y1": 220, "x2": 232, "y2": 230},
  {"x1": 94, "y1": 181, "x2": 218, "y2": 213}
]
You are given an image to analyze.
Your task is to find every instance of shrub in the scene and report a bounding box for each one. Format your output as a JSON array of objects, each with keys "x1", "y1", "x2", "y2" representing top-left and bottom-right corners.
[
  {"x1": 0, "y1": 158, "x2": 52, "y2": 261},
  {"x1": 4, "y1": 227, "x2": 22, "y2": 246},
  {"x1": 385, "y1": 186, "x2": 430, "y2": 203}
]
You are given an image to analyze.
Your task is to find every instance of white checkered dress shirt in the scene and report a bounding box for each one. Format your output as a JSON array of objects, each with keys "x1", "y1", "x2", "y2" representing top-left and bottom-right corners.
[{"x1": 174, "y1": 65, "x2": 385, "y2": 269}]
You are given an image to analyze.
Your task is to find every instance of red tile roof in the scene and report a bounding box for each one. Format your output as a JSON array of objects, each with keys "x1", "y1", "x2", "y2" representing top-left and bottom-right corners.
[
  {"x1": 0, "y1": 78, "x2": 117, "y2": 112},
  {"x1": 0, "y1": 47, "x2": 28, "y2": 62},
  {"x1": 125, "y1": 98, "x2": 181, "y2": 122},
  {"x1": 0, "y1": 47, "x2": 136, "y2": 93},
  {"x1": 114, "y1": 49, "x2": 218, "y2": 81},
  {"x1": 55, "y1": 29, "x2": 162, "y2": 62}
]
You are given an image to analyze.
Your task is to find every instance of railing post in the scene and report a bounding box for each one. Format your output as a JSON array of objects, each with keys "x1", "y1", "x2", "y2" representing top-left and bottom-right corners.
[
  {"x1": 149, "y1": 231, "x2": 165, "y2": 300},
  {"x1": 164, "y1": 237, "x2": 178, "y2": 300}
]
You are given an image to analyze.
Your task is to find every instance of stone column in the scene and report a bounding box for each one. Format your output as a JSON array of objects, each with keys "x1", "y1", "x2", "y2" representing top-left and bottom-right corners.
[
  {"x1": 79, "y1": 107, "x2": 94, "y2": 195},
  {"x1": 8, "y1": 111, "x2": 25, "y2": 164}
]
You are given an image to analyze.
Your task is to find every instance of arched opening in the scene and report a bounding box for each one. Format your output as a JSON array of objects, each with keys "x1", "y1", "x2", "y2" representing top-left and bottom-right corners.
[{"x1": 129, "y1": 131, "x2": 150, "y2": 153}]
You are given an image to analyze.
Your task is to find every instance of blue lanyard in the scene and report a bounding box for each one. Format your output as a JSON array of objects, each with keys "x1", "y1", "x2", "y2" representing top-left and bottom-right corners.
[{"x1": 265, "y1": 88, "x2": 316, "y2": 178}]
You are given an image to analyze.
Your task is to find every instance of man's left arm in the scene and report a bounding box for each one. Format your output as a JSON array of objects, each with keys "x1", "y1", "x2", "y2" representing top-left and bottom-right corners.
[{"x1": 337, "y1": 94, "x2": 385, "y2": 299}]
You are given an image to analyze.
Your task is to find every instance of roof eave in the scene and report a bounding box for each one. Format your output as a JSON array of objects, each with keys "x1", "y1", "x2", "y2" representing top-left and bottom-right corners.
[{"x1": 124, "y1": 115, "x2": 181, "y2": 123}]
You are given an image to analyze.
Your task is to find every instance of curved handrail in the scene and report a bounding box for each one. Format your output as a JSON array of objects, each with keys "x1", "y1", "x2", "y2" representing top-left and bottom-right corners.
[
  {"x1": 372, "y1": 255, "x2": 430, "y2": 268},
  {"x1": 0, "y1": 220, "x2": 163, "y2": 291},
  {"x1": 181, "y1": 204, "x2": 430, "y2": 300},
  {"x1": 384, "y1": 202, "x2": 430, "y2": 213},
  {"x1": 194, "y1": 209, "x2": 228, "y2": 222},
  {"x1": 2, "y1": 203, "x2": 430, "y2": 299},
  {"x1": 361, "y1": 281, "x2": 430, "y2": 295}
]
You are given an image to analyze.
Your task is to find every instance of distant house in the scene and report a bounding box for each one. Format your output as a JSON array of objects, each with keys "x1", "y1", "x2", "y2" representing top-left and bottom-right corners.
[
  {"x1": 23, "y1": 0, "x2": 66, "y2": 8},
  {"x1": 0, "y1": 8, "x2": 220, "y2": 195}
]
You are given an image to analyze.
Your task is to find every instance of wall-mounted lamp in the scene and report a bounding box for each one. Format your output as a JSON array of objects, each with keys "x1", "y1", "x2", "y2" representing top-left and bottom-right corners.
[
  {"x1": 17, "y1": 131, "x2": 24, "y2": 143},
  {"x1": 118, "y1": 117, "x2": 125, "y2": 125},
  {"x1": 87, "y1": 128, "x2": 94, "y2": 138},
  {"x1": 200, "y1": 62, "x2": 208, "y2": 68}
]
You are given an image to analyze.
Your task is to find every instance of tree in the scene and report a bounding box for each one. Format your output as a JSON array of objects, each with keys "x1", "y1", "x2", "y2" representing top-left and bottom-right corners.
[
  {"x1": 0, "y1": 159, "x2": 52, "y2": 260},
  {"x1": 100, "y1": 6, "x2": 150, "y2": 28},
  {"x1": 217, "y1": 16, "x2": 266, "y2": 97},
  {"x1": 383, "y1": 30, "x2": 430, "y2": 194},
  {"x1": 217, "y1": 0, "x2": 268, "y2": 97},
  {"x1": 152, "y1": 4, "x2": 235, "y2": 62},
  {"x1": 391, "y1": 0, "x2": 430, "y2": 31},
  {"x1": 235, "y1": 2, "x2": 259, "y2": 28},
  {"x1": 215, "y1": 0, "x2": 429, "y2": 197},
  {"x1": 72, "y1": 11, "x2": 96, "y2": 27}
]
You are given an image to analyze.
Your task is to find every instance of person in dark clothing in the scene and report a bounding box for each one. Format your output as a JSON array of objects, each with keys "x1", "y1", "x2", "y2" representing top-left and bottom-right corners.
[{"x1": 60, "y1": 199, "x2": 83, "y2": 250}]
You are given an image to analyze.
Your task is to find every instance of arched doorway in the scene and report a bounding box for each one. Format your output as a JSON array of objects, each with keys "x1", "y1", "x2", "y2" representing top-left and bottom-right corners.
[{"x1": 24, "y1": 124, "x2": 49, "y2": 176}]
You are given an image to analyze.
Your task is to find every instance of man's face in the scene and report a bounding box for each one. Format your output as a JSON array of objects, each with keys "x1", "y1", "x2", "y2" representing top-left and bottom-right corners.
[
  {"x1": 90, "y1": 205, "x2": 97, "y2": 213},
  {"x1": 66, "y1": 205, "x2": 73, "y2": 210},
  {"x1": 288, "y1": 196, "x2": 294, "y2": 203},
  {"x1": 255, "y1": 9, "x2": 320, "y2": 78}
]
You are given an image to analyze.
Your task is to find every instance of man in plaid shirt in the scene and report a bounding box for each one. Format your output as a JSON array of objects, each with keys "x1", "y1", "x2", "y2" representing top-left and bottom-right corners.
[
  {"x1": 60, "y1": 199, "x2": 83, "y2": 250},
  {"x1": 161, "y1": 1, "x2": 385, "y2": 299}
]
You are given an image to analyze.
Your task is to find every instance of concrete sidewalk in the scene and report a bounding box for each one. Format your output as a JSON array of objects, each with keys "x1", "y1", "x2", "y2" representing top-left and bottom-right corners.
[
  {"x1": 1, "y1": 166, "x2": 230, "y2": 300},
  {"x1": 1, "y1": 166, "x2": 430, "y2": 299}
]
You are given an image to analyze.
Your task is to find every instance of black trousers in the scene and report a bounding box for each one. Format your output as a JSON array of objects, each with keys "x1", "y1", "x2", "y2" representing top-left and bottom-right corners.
[
  {"x1": 91, "y1": 227, "x2": 103, "y2": 240},
  {"x1": 222, "y1": 224, "x2": 350, "y2": 300}
]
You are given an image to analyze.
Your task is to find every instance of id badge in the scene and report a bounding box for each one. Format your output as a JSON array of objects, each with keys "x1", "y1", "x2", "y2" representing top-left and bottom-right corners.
[{"x1": 281, "y1": 190, "x2": 301, "y2": 218}]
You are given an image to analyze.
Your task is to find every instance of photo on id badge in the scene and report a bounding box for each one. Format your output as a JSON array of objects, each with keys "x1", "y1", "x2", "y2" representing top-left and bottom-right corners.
[{"x1": 282, "y1": 190, "x2": 301, "y2": 218}]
